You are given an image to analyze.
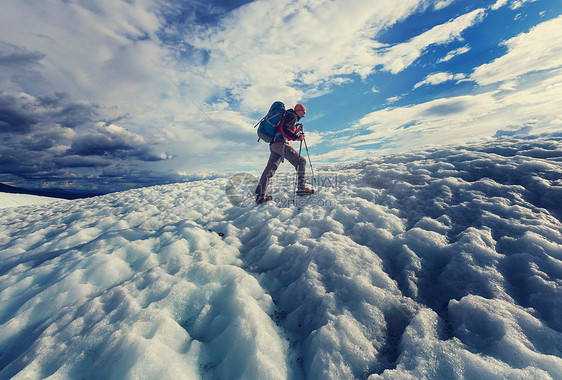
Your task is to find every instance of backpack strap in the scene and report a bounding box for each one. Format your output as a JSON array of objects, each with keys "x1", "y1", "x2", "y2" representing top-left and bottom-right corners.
[
  {"x1": 276, "y1": 115, "x2": 287, "y2": 131},
  {"x1": 272, "y1": 115, "x2": 287, "y2": 142}
]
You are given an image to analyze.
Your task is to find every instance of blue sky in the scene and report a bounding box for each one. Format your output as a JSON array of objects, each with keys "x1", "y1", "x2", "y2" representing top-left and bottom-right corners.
[{"x1": 1, "y1": 0, "x2": 561, "y2": 192}]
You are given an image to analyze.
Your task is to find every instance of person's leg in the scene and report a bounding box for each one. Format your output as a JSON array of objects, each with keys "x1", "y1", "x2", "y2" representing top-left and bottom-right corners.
[
  {"x1": 282, "y1": 144, "x2": 307, "y2": 189},
  {"x1": 255, "y1": 145, "x2": 283, "y2": 195}
]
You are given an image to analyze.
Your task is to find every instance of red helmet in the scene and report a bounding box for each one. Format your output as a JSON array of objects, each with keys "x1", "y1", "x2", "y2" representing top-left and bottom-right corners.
[{"x1": 294, "y1": 104, "x2": 306, "y2": 113}]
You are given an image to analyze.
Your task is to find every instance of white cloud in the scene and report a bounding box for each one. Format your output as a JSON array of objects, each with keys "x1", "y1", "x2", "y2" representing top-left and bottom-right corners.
[
  {"x1": 414, "y1": 72, "x2": 466, "y2": 89},
  {"x1": 371, "y1": 9, "x2": 486, "y2": 74},
  {"x1": 353, "y1": 92, "x2": 502, "y2": 147},
  {"x1": 471, "y1": 16, "x2": 562, "y2": 86},
  {"x1": 490, "y1": 0, "x2": 538, "y2": 10},
  {"x1": 185, "y1": 2, "x2": 487, "y2": 110},
  {"x1": 434, "y1": 0, "x2": 456, "y2": 11},
  {"x1": 491, "y1": 0, "x2": 509, "y2": 10},
  {"x1": 438, "y1": 45, "x2": 471, "y2": 62},
  {"x1": 509, "y1": 0, "x2": 538, "y2": 10},
  {"x1": 0, "y1": 0, "x2": 180, "y2": 118},
  {"x1": 187, "y1": 0, "x2": 434, "y2": 110}
]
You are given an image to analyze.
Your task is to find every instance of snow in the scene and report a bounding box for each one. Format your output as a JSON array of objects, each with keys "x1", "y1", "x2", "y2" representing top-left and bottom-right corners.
[
  {"x1": 0, "y1": 193, "x2": 63, "y2": 209},
  {"x1": 1, "y1": 137, "x2": 561, "y2": 379}
]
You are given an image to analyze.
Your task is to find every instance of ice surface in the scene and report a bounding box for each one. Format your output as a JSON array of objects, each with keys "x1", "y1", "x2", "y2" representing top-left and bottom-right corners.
[
  {"x1": 0, "y1": 138, "x2": 561, "y2": 379},
  {"x1": 0, "y1": 193, "x2": 62, "y2": 209}
]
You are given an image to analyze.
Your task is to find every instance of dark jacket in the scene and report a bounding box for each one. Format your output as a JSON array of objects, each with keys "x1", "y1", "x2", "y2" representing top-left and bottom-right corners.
[{"x1": 273, "y1": 109, "x2": 301, "y2": 143}]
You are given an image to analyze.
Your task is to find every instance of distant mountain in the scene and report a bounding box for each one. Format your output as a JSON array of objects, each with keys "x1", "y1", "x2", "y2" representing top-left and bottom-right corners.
[{"x1": 0, "y1": 182, "x2": 104, "y2": 199}]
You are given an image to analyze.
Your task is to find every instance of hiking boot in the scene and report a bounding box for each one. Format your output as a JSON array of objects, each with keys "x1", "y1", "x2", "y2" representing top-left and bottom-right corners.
[
  {"x1": 256, "y1": 194, "x2": 273, "y2": 204},
  {"x1": 296, "y1": 187, "x2": 314, "y2": 196}
]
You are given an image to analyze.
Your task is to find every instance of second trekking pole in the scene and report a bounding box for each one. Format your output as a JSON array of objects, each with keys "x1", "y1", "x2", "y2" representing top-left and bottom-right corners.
[{"x1": 303, "y1": 136, "x2": 315, "y2": 190}]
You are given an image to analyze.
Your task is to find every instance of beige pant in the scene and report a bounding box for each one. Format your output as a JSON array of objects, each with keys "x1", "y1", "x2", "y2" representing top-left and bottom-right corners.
[{"x1": 256, "y1": 142, "x2": 306, "y2": 195}]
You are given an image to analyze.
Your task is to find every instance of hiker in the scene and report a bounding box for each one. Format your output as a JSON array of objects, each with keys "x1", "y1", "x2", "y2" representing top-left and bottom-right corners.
[{"x1": 255, "y1": 103, "x2": 313, "y2": 204}]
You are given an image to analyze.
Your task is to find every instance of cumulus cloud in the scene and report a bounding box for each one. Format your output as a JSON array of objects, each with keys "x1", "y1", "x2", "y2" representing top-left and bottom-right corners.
[
  {"x1": 0, "y1": 92, "x2": 96, "y2": 134},
  {"x1": 0, "y1": 92, "x2": 121, "y2": 173},
  {"x1": 0, "y1": 91, "x2": 172, "y2": 190},
  {"x1": 0, "y1": 1, "x2": 187, "y2": 189},
  {"x1": 0, "y1": 93, "x2": 40, "y2": 134},
  {"x1": 68, "y1": 123, "x2": 172, "y2": 161}
]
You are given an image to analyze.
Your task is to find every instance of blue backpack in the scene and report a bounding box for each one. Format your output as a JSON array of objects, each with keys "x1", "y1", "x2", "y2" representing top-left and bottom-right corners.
[{"x1": 256, "y1": 101, "x2": 286, "y2": 143}]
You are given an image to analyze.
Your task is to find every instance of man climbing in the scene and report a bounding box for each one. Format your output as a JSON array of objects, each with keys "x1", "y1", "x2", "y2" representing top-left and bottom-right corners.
[{"x1": 255, "y1": 103, "x2": 314, "y2": 204}]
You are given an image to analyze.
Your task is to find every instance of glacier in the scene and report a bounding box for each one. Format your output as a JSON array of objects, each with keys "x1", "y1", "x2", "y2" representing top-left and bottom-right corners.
[{"x1": 0, "y1": 137, "x2": 561, "y2": 379}]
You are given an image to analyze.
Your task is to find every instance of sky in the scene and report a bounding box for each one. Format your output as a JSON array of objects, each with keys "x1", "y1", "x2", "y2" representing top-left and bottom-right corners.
[{"x1": 1, "y1": 0, "x2": 561, "y2": 192}]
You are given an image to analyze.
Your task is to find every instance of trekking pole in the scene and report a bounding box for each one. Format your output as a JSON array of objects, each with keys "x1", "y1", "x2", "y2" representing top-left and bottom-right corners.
[
  {"x1": 303, "y1": 136, "x2": 315, "y2": 189},
  {"x1": 294, "y1": 139, "x2": 303, "y2": 205}
]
